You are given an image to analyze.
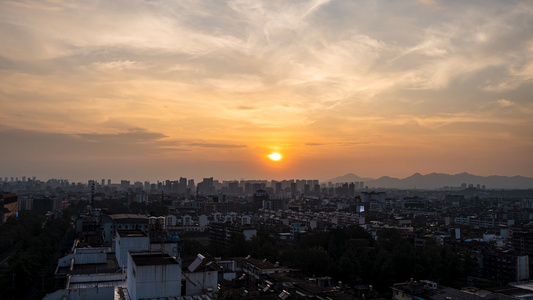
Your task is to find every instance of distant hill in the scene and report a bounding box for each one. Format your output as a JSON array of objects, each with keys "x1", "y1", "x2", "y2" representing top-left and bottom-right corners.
[
  {"x1": 328, "y1": 172, "x2": 533, "y2": 189},
  {"x1": 326, "y1": 173, "x2": 374, "y2": 184}
]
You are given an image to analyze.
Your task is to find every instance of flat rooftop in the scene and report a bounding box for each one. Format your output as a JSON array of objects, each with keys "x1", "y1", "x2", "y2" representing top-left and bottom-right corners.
[
  {"x1": 131, "y1": 253, "x2": 179, "y2": 266},
  {"x1": 117, "y1": 230, "x2": 147, "y2": 238},
  {"x1": 108, "y1": 214, "x2": 149, "y2": 223},
  {"x1": 56, "y1": 253, "x2": 120, "y2": 276}
]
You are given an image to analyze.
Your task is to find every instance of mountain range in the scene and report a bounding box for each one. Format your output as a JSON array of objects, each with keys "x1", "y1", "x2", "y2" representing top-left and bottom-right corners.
[{"x1": 327, "y1": 172, "x2": 533, "y2": 190}]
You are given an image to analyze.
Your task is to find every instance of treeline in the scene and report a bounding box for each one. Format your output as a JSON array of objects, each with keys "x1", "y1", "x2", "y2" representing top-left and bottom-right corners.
[
  {"x1": 206, "y1": 229, "x2": 280, "y2": 262},
  {"x1": 280, "y1": 227, "x2": 473, "y2": 292},
  {"x1": 208, "y1": 226, "x2": 473, "y2": 294},
  {"x1": 0, "y1": 211, "x2": 75, "y2": 299},
  {"x1": 0, "y1": 215, "x2": 26, "y2": 254}
]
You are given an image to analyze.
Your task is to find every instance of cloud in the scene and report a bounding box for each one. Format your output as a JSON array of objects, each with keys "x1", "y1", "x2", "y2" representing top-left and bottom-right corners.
[
  {"x1": 497, "y1": 99, "x2": 513, "y2": 107},
  {"x1": 187, "y1": 143, "x2": 247, "y2": 148},
  {"x1": 75, "y1": 128, "x2": 167, "y2": 143},
  {"x1": 92, "y1": 60, "x2": 143, "y2": 71},
  {"x1": 234, "y1": 106, "x2": 257, "y2": 111}
]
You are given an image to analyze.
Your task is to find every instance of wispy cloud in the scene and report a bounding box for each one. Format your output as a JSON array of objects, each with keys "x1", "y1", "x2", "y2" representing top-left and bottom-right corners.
[
  {"x1": 188, "y1": 143, "x2": 247, "y2": 148},
  {"x1": 75, "y1": 128, "x2": 167, "y2": 143}
]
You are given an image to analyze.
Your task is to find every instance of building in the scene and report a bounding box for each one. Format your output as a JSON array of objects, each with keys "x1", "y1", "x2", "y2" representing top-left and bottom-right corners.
[
  {"x1": 33, "y1": 196, "x2": 53, "y2": 213},
  {"x1": 208, "y1": 223, "x2": 257, "y2": 252},
  {"x1": 1, "y1": 192, "x2": 18, "y2": 223},
  {"x1": 253, "y1": 189, "x2": 270, "y2": 212},
  {"x1": 181, "y1": 254, "x2": 219, "y2": 296},
  {"x1": 46, "y1": 227, "x2": 214, "y2": 300},
  {"x1": 201, "y1": 201, "x2": 240, "y2": 214},
  {"x1": 101, "y1": 214, "x2": 150, "y2": 245},
  {"x1": 483, "y1": 250, "x2": 530, "y2": 282},
  {"x1": 126, "y1": 252, "x2": 181, "y2": 300},
  {"x1": 511, "y1": 229, "x2": 533, "y2": 256},
  {"x1": 115, "y1": 231, "x2": 150, "y2": 267},
  {"x1": 234, "y1": 256, "x2": 290, "y2": 283},
  {"x1": 390, "y1": 280, "x2": 518, "y2": 300}
]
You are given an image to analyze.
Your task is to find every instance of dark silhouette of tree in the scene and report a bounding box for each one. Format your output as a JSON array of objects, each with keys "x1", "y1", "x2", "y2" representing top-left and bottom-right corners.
[
  {"x1": 276, "y1": 226, "x2": 472, "y2": 294},
  {"x1": 0, "y1": 211, "x2": 75, "y2": 299}
]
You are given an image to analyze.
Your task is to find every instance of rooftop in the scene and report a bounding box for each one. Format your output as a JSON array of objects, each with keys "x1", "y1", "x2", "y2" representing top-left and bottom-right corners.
[
  {"x1": 56, "y1": 253, "x2": 120, "y2": 276},
  {"x1": 131, "y1": 252, "x2": 179, "y2": 266},
  {"x1": 236, "y1": 257, "x2": 276, "y2": 270},
  {"x1": 486, "y1": 286, "x2": 533, "y2": 298},
  {"x1": 108, "y1": 214, "x2": 149, "y2": 223},
  {"x1": 117, "y1": 230, "x2": 147, "y2": 238}
]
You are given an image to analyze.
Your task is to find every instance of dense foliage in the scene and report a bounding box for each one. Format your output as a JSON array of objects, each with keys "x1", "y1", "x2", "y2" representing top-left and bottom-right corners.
[
  {"x1": 0, "y1": 211, "x2": 75, "y2": 299},
  {"x1": 207, "y1": 226, "x2": 473, "y2": 294},
  {"x1": 279, "y1": 227, "x2": 472, "y2": 291},
  {"x1": 279, "y1": 227, "x2": 473, "y2": 292}
]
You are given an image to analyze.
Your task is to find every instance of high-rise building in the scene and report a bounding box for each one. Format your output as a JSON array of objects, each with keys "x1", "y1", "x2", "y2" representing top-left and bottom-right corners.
[
  {"x1": 178, "y1": 177, "x2": 187, "y2": 194},
  {"x1": 275, "y1": 181, "x2": 282, "y2": 195},
  {"x1": 349, "y1": 182, "x2": 355, "y2": 196},
  {"x1": 228, "y1": 181, "x2": 239, "y2": 194},
  {"x1": 121, "y1": 180, "x2": 131, "y2": 191},
  {"x1": 290, "y1": 182, "x2": 297, "y2": 195},
  {"x1": 201, "y1": 177, "x2": 214, "y2": 194},
  {"x1": 253, "y1": 190, "x2": 269, "y2": 211}
]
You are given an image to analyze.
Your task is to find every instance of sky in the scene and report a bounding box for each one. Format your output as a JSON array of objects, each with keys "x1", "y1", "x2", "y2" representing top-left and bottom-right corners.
[{"x1": 1, "y1": 0, "x2": 533, "y2": 183}]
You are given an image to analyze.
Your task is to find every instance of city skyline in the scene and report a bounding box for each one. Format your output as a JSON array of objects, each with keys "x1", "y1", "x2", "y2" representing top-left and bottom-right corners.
[
  {"x1": 1, "y1": 0, "x2": 533, "y2": 181},
  {"x1": 3, "y1": 171, "x2": 533, "y2": 191}
]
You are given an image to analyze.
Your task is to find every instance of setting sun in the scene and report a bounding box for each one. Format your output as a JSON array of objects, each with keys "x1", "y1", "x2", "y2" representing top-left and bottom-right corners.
[{"x1": 268, "y1": 152, "x2": 282, "y2": 161}]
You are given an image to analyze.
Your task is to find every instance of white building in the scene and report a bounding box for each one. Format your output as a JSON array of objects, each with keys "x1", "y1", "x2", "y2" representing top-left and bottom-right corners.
[
  {"x1": 166, "y1": 214, "x2": 177, "y2": 227},
  {"x1": 115, "y1": 231, "x2": 150, "y2": 268},
  {"x1": 127, "y1": 252, "x2": 182, "y2": 300}
]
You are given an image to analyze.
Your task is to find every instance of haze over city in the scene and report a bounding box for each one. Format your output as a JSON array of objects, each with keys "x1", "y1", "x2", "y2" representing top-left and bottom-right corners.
[{"x1": 1, "y1": 0, "x2": 533, "y2": 182}]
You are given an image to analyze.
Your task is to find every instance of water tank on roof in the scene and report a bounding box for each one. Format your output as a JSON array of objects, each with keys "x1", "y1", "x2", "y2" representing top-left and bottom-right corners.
[
  {"x1": 149, "y1": 217, "x2": 157, "y2": 230},
  {"x1": 158, "y1": 216, "x2": 166, "y2": 230}
]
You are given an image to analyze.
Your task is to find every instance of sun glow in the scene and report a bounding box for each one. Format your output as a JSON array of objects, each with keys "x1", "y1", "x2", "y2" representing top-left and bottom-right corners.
[{"x1": 268, "y1": 152, "x2": 282, "y2": 161}]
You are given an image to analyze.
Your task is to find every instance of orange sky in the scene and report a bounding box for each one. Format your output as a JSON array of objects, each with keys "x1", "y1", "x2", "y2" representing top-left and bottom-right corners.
[{"x1": 1, "y1": 0, "x2": 532, "y2": 182}]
